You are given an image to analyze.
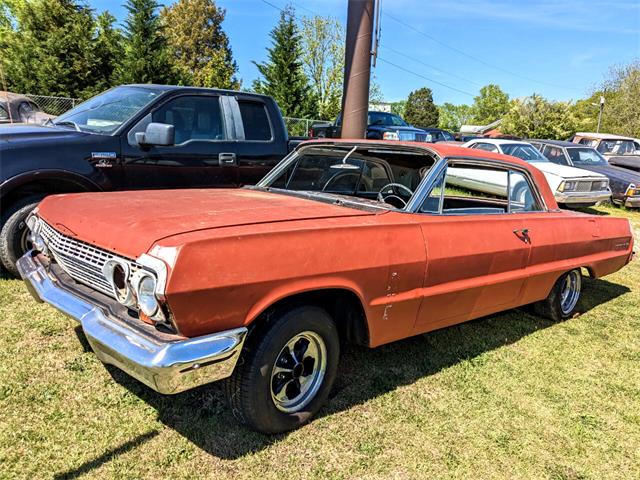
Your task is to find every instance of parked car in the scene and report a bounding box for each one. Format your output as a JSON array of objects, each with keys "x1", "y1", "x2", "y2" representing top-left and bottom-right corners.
[
  {"x1": 455, "y1": 133, "x2": 483, "y2": 142},
  {"x1": 530, "y1": 139, "x2": 640, "y2": 208},
  {"x1": 0, "y1": 92, "x2": 55, "y2": 125},
  {"x1": 309, "y1": 111, "x2": 430, "y2": 142},
  {"x1": 0, "y1": 84, "x2": 302, "y2": 276},
  {"x1": 461, "y1": 139, "x2": 611, "y2": 208},
  {"x1": 569, "y1": 132, "x2": 640, "y2": 172},
  {"x1": 18, "y1": 140, "x2": 634, "y2": 433},
  {"x1": 418, "y1": 127, "x2": 455, "y2": 142}
]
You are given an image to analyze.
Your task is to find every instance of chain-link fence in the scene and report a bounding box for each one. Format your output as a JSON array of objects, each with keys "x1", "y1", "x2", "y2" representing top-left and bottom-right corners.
[
  {"x1": 283, "y1": 117, "x2": 329, "y2": 137},
  {"x1": 13, "y1": 93, "x2": 329, "y2": 136},
  {"x1": 25, "y1": 94, "x2": 79, "y2": 116}
]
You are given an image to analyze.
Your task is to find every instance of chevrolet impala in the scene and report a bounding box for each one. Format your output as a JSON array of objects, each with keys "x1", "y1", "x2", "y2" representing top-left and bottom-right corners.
[{"x1": 18, "y1": 140, "x2": 634, "y2": 433}]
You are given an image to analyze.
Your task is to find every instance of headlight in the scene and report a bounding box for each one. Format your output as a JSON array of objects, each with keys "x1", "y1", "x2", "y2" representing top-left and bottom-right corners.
[
  {"x1": 596, "y1": 180, "x2": 609, "y2": 190},
  {"x1": 383, "y1": 131, "x2": 400, "y2": 141},
  {"x1": 559, "y1": 181, "x2": 577, "y2": 192},
  {"x1": 103, "y1": 259, "x2": 135, "y2": 307},
  {"x1": 133, "y1": 272, "x2": 159, "y2": 317}
]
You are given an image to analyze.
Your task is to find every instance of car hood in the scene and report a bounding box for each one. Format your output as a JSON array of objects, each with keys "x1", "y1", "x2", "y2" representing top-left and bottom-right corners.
[
  {"x1": 577, "y1": 164, "x2": 640, "y2": 184},
  {"x1": 0, "y1": 123, "x2": 88, "y2": 144},
  {"x1": 530, "y1": 161, "x2": 605, "y2": 179},
  {"x1": 37, "y1": 189, "x2": 376, "y2": 259}
]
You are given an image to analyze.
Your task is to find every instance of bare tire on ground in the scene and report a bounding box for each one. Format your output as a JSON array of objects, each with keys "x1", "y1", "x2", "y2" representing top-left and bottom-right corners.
[
  {"x1": 0, "y1": 195, "x2": 44, "y2": 277},
  {"x1": 534, "y1": 269, "x2": 582, "y2": 322},
  {"x1": 225, "y1": 305, "x2": 340, "y2": 434}
]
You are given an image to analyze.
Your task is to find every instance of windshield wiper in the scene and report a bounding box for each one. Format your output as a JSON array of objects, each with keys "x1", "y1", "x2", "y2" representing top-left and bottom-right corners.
[{"x1": 53, "y1": 120, "x2": 81, "y2": 132}]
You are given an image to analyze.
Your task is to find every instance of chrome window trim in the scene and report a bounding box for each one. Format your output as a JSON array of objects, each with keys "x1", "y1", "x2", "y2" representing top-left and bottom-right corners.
[{"x1": 408, "y1": 156, "x2": 550, "y2": 215}]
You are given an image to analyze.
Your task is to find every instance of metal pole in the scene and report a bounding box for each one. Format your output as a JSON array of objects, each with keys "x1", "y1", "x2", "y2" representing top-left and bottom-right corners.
[
  {"x1": 596, "y1": 95, "x2": 604, "y2": 133},
  {"x1": 341, "y1": 0, "x2": 375, "y2": 139}
]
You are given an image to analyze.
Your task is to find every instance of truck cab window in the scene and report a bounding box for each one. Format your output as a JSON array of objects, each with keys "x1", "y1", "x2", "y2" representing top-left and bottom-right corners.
[
  {"x1": 153, "y1": 96, "x2": 225, "y2": 144},
  {"x1": 239, "y1": 101, "x2": 272, "y2": 141}
]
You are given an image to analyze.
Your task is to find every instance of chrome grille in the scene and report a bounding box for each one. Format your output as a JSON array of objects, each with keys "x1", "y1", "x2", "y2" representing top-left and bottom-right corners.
[
  {"x1": 575, "y1": 180, "x2": 607, "y2": 192},
  {"x1": 39, "y1": 221, "x2": 141, "y2": 298}
]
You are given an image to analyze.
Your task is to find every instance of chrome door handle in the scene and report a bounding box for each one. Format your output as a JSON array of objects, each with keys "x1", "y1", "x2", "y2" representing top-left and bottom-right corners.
[
  {"x1": 513, "y1": 228, "x2": 531, "y2": 243},
  {"x1": 219, "y1": 152, "x2": 237, "y2": 165}
]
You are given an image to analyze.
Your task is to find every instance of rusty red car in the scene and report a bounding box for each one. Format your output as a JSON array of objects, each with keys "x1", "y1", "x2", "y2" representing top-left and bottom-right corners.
[{"x1": 18, "y1": 140, "x2": 634, "y2": 433}]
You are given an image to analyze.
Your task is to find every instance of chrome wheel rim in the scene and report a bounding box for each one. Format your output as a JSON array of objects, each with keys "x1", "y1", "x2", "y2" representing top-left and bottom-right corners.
[
  {"x1": 560, "y1": 270, "x2": 581, "y2": 315},
  {"x1": 270, "y1": 331, "x2": 327, "y2": 413},
  {"x1": 19, "y1": 221, "x2": 32, "y2": 253}
]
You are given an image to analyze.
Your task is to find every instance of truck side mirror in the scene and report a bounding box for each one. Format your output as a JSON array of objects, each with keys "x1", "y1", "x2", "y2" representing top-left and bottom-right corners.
[{"x1": 135, "y1": 122, "x2": 175, "y2": 147}]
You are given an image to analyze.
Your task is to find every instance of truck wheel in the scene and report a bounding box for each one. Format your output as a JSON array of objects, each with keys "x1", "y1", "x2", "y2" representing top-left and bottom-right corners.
[
  {"x1": 225, "y1": 306, "x2": 340, "y2": 434},
  {"x1": 533, "y1": 269, "x2": 582, "y2": 322},
  {"x1": 0, "y1": 195, "x2": 45, "y2": 277}
]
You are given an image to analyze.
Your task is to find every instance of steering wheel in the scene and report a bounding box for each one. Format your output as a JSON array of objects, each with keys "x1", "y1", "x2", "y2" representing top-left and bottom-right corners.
[
  {"x1": 322, "y1": 171, "x2": 372, "y2": 192},
  {"x1": 377, "y1": 182, "x2": 414, "y2": 208}
]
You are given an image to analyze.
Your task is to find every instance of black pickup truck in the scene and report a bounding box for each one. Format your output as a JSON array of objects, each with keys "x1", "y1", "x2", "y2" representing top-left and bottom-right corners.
[{"x1": 0, "y1": 84, "x2": 299, "y2": 275}]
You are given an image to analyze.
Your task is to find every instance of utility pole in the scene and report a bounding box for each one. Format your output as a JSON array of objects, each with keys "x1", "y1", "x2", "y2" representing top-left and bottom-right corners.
[
  {"x1": 341, "y1": 0, "x2": 375, "y2": 139},
  {"x1": 596, "y1": 95, "x2": 605, "y2": 133}
]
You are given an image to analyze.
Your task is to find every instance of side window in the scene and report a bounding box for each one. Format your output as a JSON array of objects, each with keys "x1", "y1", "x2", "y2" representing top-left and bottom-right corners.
[
  {"x1": 0, "y1": 105, "x2": 8, "y2": 121},
  {"x1": 509, "y1": 171, "x2": 542, "y2": 212},
  {"x1": 152, "y1": 95, "x2": 225, "y2": 144},
  {"x1": 18, "y1": 101, "x2": 34, "y2": 120},
  {"x1": 473, "y1": 143, "x2": 499, "y2": 153},
  {"x1": 419, "y1": 163, "x2": 542, "y2": 215},
  {"x1": 238, "y1": 100, "x2": 272, "y2": 141},
  {"x1": 542, "y1": 145, "x2": 569, "y2": 165},
  {"x1": 443, "y1": 131, "x2": 455, "y2": 141}
]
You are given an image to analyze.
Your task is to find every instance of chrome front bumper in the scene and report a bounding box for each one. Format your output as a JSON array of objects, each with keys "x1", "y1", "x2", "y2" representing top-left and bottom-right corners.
[
  {"x1": 17, "y1": 252, "x2": 247, "y2": 395},
  {"x1": 555, "y1": 190, "x2": 611, "y2": 205}
]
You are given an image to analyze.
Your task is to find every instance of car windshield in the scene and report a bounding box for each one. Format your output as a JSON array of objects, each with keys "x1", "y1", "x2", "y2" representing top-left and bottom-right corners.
[
  {"x1": 596, "y1": 139, "x2": 636, "y2": 155},
  {"x1": 566, "y1": 147, "x2": 608, "y2": 165},
  {"x1": 53, "y1": 86, "x2": 160, "y2": 134},
  {"x1": 256, "y1": 144, "x2": 437, "y2": 210},
  {"x1": 500, "y1": 144, "x2": 548, "y2": 162},
  {"x1": 368, "y1": 112, "x2": 408, "y2": 127}
]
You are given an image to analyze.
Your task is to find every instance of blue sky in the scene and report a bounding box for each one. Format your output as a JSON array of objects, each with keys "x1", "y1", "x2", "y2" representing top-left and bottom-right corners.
[{"x1": 89, "y1": 0, "x2": 640, "y2": 105}]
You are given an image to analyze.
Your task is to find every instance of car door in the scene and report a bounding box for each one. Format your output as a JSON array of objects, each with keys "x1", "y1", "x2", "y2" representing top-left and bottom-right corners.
[
  {"x1": 230, "y1": 95, "x2": 289, "y2": 186},
  {"x1": 412, "y1": 161, "x2": 543, "y2": 334},
  {"x1": 120, "y1": 93, "x2": 239, "y2": 189}
]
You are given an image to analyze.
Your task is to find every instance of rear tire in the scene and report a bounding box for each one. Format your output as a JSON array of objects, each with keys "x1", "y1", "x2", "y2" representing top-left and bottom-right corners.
[
  {"x1": 0, "y1": 195, "x2": 44, "y2": 277},
  {"x1": 225, "y1": 306, "x2": 340, "y2": 434},
  {"x1": 533, "y1": 269, "x2": 582, "y2": 322}
]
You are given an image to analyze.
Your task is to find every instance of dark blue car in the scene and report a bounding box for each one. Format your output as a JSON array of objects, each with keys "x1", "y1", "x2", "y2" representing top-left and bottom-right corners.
[
  {"x1": 310, "y1": 111, "x2": 430, "y2": 142},
  {"x1": 530, "y1": 139, "x2": 640, "y2": 208}
]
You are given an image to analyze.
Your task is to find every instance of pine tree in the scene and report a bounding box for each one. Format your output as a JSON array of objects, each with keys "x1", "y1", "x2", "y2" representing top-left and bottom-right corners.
[
  {"x1": 252, "y1": 5, "x2": 314, "y2": 118},
  {"x1": 118, "y1": 0, "x2": 172, "y2": 84},
  {"x1": 404, "y1": 87, "x2": 439, "y2": 128},
  {"x1": 87, "y1": 12, "x2": 124, "y2": 96},
  {"x1": 161, "y1": 0, "x2": 240, "y2": 89}
]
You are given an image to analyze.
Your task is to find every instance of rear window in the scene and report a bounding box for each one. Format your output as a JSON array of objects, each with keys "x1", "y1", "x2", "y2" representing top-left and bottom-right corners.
[{"x1": 239, "y1": 101, "x2": 272, "y2": 141}]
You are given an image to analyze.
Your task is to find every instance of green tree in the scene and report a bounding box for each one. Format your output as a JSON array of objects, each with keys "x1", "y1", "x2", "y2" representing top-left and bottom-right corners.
[
  {"x1": 85, "y1": 11, "x2": 124, "y2": 96},
  {"x1": 161, "y1": 0, "x2": 240, "y2": 89},
  {"x1": 438, "y1": 102, "x2": 473, "y2": 132},
  {"x1": 300, "y1": 14, "x2": 343, "y2": 119},
  {"x1": 390, "y1": 100, "x2": 406, "y2": 117},
  {"x1": 598, "y1": 60, "x2": 640, "y2": 137},
  {"x1": 471, "y1": 84, "x2": 510, "y2": 125},
  {"x1": 500, "y1": 94, "x2": 578, "y2": 140},
  {"x1": 404, "y1": 87, "x2": 439, "y2": 127},
  {"x1": 118, "y1": 0, "x2": 172, "y2": 84},
  {"x1": 0, "y1": 0, "x2": 106, "y2": 99},
  {"x1": 252, "y1": 5, "x2": 314, "y2": 118}
]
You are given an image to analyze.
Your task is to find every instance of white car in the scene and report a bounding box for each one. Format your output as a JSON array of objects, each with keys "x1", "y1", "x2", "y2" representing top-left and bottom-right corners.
[{"x1": 457, "y1": 139, "x2": 611, "y2": 208}]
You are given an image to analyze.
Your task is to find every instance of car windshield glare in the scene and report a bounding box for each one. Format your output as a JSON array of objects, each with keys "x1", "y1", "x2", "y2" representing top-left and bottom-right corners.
[
  {"x1": 53, "y1": 86, "x2": 160, "y2": 134},
  {"x1": 501, "y1": 144, "x2": 548, "y2": 162},
  {"x1": 257, "y1": 144, "x2": 437, "y2": 209},
  {"x1": 567, "y1": 147, "x2": 607, "y2": 165}
]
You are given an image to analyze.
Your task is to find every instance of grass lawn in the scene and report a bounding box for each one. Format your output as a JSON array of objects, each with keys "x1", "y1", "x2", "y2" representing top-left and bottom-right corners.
[{"x1": 1, "y1": 204, "x2": 639, "y2": 479}]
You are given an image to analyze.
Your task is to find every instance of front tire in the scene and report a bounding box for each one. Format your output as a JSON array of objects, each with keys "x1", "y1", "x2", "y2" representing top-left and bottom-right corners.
[
  {"x1": 534, "y1": 269, "x2": 582, "y2": 321},
  {"x1": 0, "y1": 195, "x2": 44, "y2": 277},
  {"x1": 225, "y1": 306, "x2": 340, "y2": 434}
]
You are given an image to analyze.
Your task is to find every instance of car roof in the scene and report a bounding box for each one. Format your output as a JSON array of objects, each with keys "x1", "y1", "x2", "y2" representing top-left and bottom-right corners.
[
  {"x1": 575, "y1": 132, "x2": 634, "y2": 141},
  {"x1": 464, "y1": 138, "x2": 531, "y2": 146},
  {"x1": 123, "y1": 84, "x2": 275, "y2": 101}
]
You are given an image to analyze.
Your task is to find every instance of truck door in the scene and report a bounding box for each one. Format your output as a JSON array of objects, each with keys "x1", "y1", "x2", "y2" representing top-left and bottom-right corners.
[
  {"x1": 230, "y1": 95, "x2": 290, "y2": 186},
  {"x1": 120, "y1": 93, "x2": 239, "y2": 189}
]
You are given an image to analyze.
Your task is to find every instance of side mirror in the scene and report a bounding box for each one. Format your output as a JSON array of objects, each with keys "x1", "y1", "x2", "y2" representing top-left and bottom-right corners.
[{"x1": 135, "y1": 122, "x2": 175, "y2": 147}]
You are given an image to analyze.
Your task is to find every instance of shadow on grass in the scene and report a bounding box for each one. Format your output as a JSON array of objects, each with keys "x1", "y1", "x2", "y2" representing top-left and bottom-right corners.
[{"x1": 70, "y1": 276, "x2": 629, "y2": 465}]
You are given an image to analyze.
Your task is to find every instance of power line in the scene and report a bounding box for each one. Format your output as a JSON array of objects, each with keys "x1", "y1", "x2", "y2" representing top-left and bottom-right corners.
[
  {"x1": 383, "y1": 11, "x2": 580, "y2": 92},
  {"x1": 379, "y1": 43, "x2": 483, "y2": 88},
  {"x1": 377, "y1": 57, "x2": 477, "y2": 98}
]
